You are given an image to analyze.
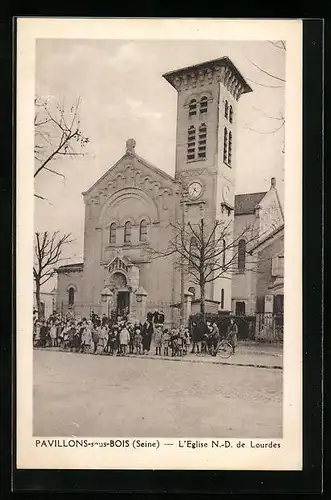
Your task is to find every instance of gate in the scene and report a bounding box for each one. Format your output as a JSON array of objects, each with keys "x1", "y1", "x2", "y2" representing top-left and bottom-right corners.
[{"x1": 255, "y1": 313, "x2": 283, "y2": 343}]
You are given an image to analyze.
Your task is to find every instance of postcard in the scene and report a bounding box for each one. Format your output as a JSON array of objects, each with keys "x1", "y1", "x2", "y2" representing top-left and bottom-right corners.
[{"x1": 16, "y1": 18, "x2": 302, "y2": 470}]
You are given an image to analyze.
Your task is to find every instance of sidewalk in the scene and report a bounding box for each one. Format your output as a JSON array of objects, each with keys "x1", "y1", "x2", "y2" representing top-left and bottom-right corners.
[{"x1": 35, "y1": 342, "x2": 283, "y2": 370}]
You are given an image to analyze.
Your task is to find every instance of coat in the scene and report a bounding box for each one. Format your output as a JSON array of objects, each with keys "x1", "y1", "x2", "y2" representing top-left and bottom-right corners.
[
  {"x1": 211, "y1": 325, "x2": 220, "y2": 339},
  {"x1": 192, "y1": 322, "x2": 207, "y2": 343},
  {"x1": 119, "y1": 327, "x2": 130, "y2": 345},
  {"x1": 227, "y1": 322, "x2": 238, "y2": 346},
  {"x1": 153, "y1": 328, "x2": 163, "y2": 347},
  {"x1": 82, "y1": 327, "x2": 92, "y2": 345},
  {"x1": 142, "y1": 321, "x2": 153, "y2": 350}
]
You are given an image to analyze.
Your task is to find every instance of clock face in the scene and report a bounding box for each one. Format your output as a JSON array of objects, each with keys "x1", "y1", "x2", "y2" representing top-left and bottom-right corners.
[{"x1": 188, "y1": 181, "x2": 203, "y2": 200}]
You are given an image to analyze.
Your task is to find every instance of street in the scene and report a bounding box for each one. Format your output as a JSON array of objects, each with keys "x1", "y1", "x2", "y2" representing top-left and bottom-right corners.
[{"x1": 33, "y1": 349, "x2": 282, "y2": 438}]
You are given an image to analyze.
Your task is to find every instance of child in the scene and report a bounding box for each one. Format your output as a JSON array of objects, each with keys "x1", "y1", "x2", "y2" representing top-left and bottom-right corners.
[
  {"x1": 119, "y1": 323, "x2": 130, "y2": 355},
  {"x1": 134, "y1": 328, "x2": 142, "y2": 355},
  {"x1": 97, "y1": 325, "x2": 108, "y2": 354},
  {"x1": 81, "y1": 323, "x2": 92, "y2": 354},
  {"x1": 177, "y1": 329, "x2": 185, "y2": 357},
  {"x1": 34, "y1": 321, "x2": 41, "y2": 347},
  {"x1": 108, "y1": 329, "x2": 117, "y2": 356},
  {"x1": 154, "y1": 325, "x2": 163, "y2": 356},
  {"x1": 49, "y1": 323, "x2": 57, "y2": 347},
  {"x1": 170, "y1": 329, "x2": 179, "y2": 357},
  {"x1": 163, "y1": 329, "x2": 170, "y2": 356}
]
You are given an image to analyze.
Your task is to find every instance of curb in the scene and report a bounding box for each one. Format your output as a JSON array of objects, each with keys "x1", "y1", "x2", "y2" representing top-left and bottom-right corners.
[{"x1": 34, "y1": 348, "x2": 283, "y2": 370}]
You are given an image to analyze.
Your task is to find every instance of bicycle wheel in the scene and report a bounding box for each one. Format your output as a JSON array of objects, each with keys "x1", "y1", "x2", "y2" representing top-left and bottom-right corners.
[{"x1": 217, "y1": 340, "x2": 233, "y2": 359}]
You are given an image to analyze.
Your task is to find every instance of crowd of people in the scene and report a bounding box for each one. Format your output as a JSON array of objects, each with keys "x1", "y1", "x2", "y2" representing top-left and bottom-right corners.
[{"x1": 33, "y1": 309, "x2": 238, "y2": 357}]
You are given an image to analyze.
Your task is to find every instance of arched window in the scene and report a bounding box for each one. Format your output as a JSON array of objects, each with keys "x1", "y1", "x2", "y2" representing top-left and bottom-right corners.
[
  {"x1": 221, "y1": 288, "x2": 225, "y2": 309},
  {"x1": 228, "y1": 131, "x2": 232, "y2": 166},
  {"x1": 200, "y1": 96, "x2": 208, "y2": 114},
  {"x1": 222, "y1": 239, "x2": 226, "y2": 267},
  {"x1": 124, "y1": 221, "x2": 131, "y2": 244},
  {"x1": 188, "y1": 99, "x2": 197, "y2": 117},
  {"x1": 225, "y1": 100, "x2": 229, "y2": 119},
  {"x1": 198, "y1": 123, "x2": 207, "y2": 159},
  {"x1": 187, "y1": 126, "x2": 196, "y2": 161},
  {"x1": 188, "y1": 286, "x2": 196, "y2": 300},
  {"x1": 223, "y1": 127, "x2": 228, "y2": 164},
  {"x1": 190, "y1": 236, "x2": 199, "y2": 254},
  {"x1": 229, "y1": 105, "x2": 233, "y2": 123},
  {"x1": 139, "y1": 219, "x2": 148, "y2": 242},
  {"x1": 68, "y1": 287, "x2": 75, "y2": 306},
  {"x1": 109, "y1": 223, "x2": 117, "y2": 244},
  {"x1": 238, "y1": 239, "x2": 246, "y2": 271}
]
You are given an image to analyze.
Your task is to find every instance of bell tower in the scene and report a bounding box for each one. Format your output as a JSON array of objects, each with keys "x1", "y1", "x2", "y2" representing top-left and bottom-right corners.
[{"x1": 163, "y1": 57, "x2": 252, "y2": 311}]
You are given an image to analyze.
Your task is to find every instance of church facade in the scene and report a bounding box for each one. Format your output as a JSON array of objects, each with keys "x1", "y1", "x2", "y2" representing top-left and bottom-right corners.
[{"x1": 56, "y1": 56, "x2": 284, "y2": 325}]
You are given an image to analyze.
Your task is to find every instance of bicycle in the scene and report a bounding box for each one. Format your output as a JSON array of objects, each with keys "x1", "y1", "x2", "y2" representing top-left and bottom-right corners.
[{"x1": 215, "y1": 338, "x2": 233, "y2": 359}]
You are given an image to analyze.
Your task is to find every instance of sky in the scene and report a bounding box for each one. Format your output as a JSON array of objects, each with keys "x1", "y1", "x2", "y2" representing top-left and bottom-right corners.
[{"x1": 34, "y1": 39, "x2": 285, "y2": 288}]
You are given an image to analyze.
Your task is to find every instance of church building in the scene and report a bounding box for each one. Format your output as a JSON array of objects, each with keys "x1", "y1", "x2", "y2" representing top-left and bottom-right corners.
[{"x1": 56, "y1": 56, "x2": 284, "y2": 326}]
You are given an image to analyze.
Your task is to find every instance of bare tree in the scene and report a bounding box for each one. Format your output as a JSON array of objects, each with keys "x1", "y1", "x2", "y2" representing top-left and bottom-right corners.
[
  {"x1": 34, "y1": 231, "x2": 73, "y2": 318},
  {"x1": 244, "y1": 41, "x2": 286, "y2": 147},
  {"x1": 34, "y1": 96, "x2": 89, "y2": 199},
  {"x1": 152, "y1": 216, "x2": 261, "y2": 317}
]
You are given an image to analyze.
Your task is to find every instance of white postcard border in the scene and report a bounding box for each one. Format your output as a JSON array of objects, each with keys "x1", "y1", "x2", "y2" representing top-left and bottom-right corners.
[{"x1": 16, "y1": 18, "x2": 302, "y2": 470}]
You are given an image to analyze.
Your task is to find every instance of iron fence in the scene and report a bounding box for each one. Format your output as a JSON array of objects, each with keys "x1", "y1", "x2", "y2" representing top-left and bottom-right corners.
[
  {"x1": 58, "y1": 302, "x2": 103, "y2": 319},
  {"x1": 255, "y1": 312, "x2": 283, "y2": 343}
]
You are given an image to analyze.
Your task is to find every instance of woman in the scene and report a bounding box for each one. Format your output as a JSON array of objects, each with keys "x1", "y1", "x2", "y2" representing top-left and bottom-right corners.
[
  {"x1": 141, "y1": 317, "x2": 153, "y2": 355},
  {"x1": 191, "y1": 320, "x2": 204, "y2": 354}
]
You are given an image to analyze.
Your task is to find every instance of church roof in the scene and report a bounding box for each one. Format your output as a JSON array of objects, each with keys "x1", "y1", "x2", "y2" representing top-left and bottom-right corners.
[
  {"x1": 82, "y1": 149, "x2": 174, "y2": 198},
  {"x1": 234, "y1": 192, "x2": 267, "y2": 215},
  {"x1": 163, "y1": 56, "x2": 252, "y2": 94},
  {"x1": 56, "y1": 262, "x2": 84, "y2": 273}
]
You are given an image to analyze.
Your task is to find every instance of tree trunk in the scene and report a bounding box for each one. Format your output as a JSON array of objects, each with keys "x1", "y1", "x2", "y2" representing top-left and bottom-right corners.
[
  {"x1": 35, "y1": 280, "x2": 41, "y2": 320},
  {"x1": 200, "y1": 280, "x2": 206, "y2": 319}
]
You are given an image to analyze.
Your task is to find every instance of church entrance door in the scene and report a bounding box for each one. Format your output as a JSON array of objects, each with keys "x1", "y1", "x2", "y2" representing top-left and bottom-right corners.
[{"x1": 116, "y1": 291, "x2": 130, "y2": 317}]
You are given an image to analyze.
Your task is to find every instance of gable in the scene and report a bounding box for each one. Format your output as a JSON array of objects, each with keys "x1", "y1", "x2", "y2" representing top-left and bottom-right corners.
[
  {"x1": 82, "y1": 147, "x2": 175, "y2": 203},
  {"x1": 258, "y1": 189, "x2": 284, "y2": 242}
]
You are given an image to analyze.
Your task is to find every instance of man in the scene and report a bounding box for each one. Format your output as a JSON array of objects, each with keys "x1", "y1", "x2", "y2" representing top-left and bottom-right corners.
[
  {"x1": 227, "y1": 316, "x2": 238, "y2": 354},
  {"x1": 210, "y1": 321, "x2": 220, "y2": 356}
]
